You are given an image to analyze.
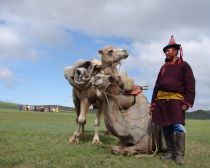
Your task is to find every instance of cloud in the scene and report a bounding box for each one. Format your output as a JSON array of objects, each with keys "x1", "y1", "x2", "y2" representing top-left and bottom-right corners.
[
  {"x1": 1, "y1": 0, "x2": 210, "y2": 54},
  {"x1": 0, "y1": 67, "x2": 15, "y2": 88},
  {"x1": 0, "y1": 0, "x2": 209, "y2": 110},
  {"x1": 1, "y1": 0, "x2": 210, "y2": 42},
  {"x1": 0, "y1": 26, "x2": 38, "y2": 60}
]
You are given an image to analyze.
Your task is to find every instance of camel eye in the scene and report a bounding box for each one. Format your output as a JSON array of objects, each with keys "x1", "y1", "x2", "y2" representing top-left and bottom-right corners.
[{"x1": 107, "y1": 50, "x2": 113, "y2": 55}]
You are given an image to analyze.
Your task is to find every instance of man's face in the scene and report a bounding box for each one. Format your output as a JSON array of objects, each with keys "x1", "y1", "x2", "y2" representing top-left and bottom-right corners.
[{"x1": 164, "y1": 47, "x2": 177, "y2": 60}]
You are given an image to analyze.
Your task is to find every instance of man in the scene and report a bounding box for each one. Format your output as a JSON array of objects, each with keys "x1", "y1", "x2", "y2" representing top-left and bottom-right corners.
[{"x1": 151, "y1": 35, "x2": 195, "y2": 165}]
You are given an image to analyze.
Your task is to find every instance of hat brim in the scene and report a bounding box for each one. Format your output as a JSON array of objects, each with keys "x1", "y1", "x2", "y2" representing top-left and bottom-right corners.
[{"x1": 163, "y1": 44, "x2": 181, "y2": 52}]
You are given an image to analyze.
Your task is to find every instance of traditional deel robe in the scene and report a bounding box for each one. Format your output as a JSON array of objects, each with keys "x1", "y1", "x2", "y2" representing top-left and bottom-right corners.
[{"x1": 151, "y1": 59, "x2": 195, "y2": 126}]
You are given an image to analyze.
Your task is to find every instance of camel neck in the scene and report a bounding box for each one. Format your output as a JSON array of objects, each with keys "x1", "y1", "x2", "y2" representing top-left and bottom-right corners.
[{"x1": 101, "y1": 62, "x2": 111, "y2": 69}]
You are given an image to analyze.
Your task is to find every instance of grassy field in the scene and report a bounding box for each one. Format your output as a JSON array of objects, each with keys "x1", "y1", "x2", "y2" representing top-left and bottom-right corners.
[{"x1": 0, "y1": 108, "x2": 210, "y2": 168}]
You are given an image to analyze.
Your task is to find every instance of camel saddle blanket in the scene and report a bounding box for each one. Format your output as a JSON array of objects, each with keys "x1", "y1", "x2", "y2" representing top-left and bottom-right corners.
[{"x1": 124, "y1": 86, "x2": 142, "y2": 95}]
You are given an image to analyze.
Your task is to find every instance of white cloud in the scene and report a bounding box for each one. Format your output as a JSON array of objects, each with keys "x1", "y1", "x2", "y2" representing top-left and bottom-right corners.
[
  {"x1": 0, "y1": 67, "x2": 15, "y2": 88},
  {"x1": 1, "y1": 0, "x2": 210, "y2": 41},
  {"x1": 0, "y1": 0, "x2": 209, "y2": 110},
  {"x1": 0, "y1": 27, "x2": 38, "y2": 60},
  {"x1": 1, "y1": 0, "x2": 210, "y2": 54}
]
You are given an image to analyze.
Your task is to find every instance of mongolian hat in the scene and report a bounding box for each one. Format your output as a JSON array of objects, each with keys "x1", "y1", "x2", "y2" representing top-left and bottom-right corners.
[{"x1": 163, "y1": 35, "x2": 181, "y2": 53}]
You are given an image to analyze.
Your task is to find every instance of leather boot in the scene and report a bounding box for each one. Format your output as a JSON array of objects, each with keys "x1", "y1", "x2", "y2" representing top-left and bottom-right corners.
[
  {"x1": 175, "y1": 132, "x2": 185, "y2": 165},
  {"x1": 160, "y1": 131, "x2": 176, "y2": 160}
]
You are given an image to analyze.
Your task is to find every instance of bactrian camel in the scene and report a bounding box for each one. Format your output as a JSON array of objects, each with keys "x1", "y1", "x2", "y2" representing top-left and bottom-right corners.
[
  {"x1": 92, "y1": 74, "x2": 166, "y2": 155},
  {"x1": 64, "y1": 46, "x2": 129, "y2": 144}
]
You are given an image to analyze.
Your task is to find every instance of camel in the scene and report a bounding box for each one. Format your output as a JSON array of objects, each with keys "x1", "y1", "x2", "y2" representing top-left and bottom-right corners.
[
  {"x1": 64, "y1": 46, "x2": 129, "y2": 144},
  {"x1": 92, "y1": 74, "x2": 166, "y2": 155}
]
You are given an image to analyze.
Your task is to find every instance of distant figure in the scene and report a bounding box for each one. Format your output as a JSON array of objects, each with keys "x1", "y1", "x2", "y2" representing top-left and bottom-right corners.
[
  {"x1": 55, "y1": 106, "x2": 59, "y2": 112},
  {"x1": 26, "y1": 104, "x2": 30, "y2": 111},
  {"x1": 19, "y1": 104, "x2": 22, "y2": 111},
  {"x1": 151, "y1": 35, "x2": 196, "y2": 165}
]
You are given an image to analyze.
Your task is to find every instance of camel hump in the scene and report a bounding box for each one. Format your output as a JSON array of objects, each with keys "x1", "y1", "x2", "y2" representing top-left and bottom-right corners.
[
  {"x1": 119, "y1": 72, "x2": 135, "y2": 92},
  {"x1": 90, "y1": 59, "x2": 101, "y2": 66}
]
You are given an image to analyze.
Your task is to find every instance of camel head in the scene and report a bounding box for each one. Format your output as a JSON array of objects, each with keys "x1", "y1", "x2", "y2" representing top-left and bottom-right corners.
[
  {"x1": 64, "y1": 66, "x2": 89, "y2": 89},
  {"x1": 92, "y1": 74, "x2": 120, "y2": 94},
  {"x1": 98, "y1": 46, "x2": 129, "y2": 67}
]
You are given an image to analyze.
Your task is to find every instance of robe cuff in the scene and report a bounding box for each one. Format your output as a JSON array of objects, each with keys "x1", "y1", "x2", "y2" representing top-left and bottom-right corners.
[
  {"x1": 150, "y1": 103, "x2": 156, "y2": 110},
  {"x1": 182, "y1": 101, "x2": 192, "y2": 108}
]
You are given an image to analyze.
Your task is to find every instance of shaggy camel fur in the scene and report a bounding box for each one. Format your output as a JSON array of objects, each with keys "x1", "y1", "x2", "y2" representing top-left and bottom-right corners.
[
  {"x1": 64, "y1": 46, "x2": 129, "y2": 144},
  {"x1": 92, "y1": 74, "x2": 166, "y2": 155}
]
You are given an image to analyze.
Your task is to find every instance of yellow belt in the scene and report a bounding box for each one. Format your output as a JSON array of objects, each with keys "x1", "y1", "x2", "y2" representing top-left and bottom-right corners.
[{"x1": 157, "y1": 90, "x2": 184, "y2": 100}]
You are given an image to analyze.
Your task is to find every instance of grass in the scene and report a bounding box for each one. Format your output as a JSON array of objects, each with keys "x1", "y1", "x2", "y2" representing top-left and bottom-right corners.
[
  {"x1": 0, "y1": 102, "x2": 18, "y2": 110},
  {"x1": 0, "y1": 108, "x2": 210, "y2": 168}
]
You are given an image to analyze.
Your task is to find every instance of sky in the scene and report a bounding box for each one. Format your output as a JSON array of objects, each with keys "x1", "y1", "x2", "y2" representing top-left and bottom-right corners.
[{"x1": 0, "y1": 0, "x2": 210, "y2": 111}]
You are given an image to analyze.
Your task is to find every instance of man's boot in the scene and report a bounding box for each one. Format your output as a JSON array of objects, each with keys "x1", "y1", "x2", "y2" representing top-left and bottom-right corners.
[
  {"x1": 160, "y1": 131, "x2": 176, "y2": 160},
  {"x1": 175, "y1": 132, "x2": 185, "y2": 165}
]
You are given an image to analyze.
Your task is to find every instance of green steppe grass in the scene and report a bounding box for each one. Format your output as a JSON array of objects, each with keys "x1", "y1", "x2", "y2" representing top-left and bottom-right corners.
[{"x1": 0, "y1": 108, "x2": 210, "y2": 168}]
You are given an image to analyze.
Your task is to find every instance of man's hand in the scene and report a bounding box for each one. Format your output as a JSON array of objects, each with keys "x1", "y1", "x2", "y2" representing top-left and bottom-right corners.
[
  {"x1": 150, "y1": 103, "x2": 156, "y2": 111},
  {"x1": 182, "y1": 104, "x2": 189, "y2": 112}
]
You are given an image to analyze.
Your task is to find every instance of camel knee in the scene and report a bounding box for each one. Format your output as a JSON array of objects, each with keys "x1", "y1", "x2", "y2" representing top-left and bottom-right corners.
[
  {"x1": 76, "y1": 118, "x2": 86, "y2": 125},
  {"x1": 78, "y1": 116, "x2": 86, "y2": 124}
]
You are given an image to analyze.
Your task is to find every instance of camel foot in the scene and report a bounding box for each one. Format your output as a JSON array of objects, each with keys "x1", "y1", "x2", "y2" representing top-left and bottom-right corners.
[
  {"x1": 69, "y1": 135, "x2": 79, "y2": 144},
  {"x1": 92, "y1": 140, "x2": 102, "y2": 145},
  {"x1": 111, "y1": 145, "x2": 138, "y2": 156},
  {"x1": 92, "y1": 137, "x2": 102, "y2": 145},
  {"x1": 111, "y1": 145, "x2": 124, "y2": 155}
]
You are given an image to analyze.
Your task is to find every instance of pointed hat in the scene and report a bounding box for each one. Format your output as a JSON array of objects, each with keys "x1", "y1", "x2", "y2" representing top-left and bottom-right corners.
[{"x1": 163, "y1": 35, "x2": 181, "y2": 53}]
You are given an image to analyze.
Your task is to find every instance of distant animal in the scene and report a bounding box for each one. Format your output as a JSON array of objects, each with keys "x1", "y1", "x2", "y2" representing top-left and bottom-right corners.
[
  {"x1": 38, "y1": 106, "x2": 45, "y2": 112},
  {"x1": 22, "y1": 105, "x2": 31, "y2": 111}
]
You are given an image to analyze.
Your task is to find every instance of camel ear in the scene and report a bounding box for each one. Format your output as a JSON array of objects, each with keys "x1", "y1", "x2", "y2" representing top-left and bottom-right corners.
[{"x1": 98, "y1": 49, "x2": 103, "y2": 54}]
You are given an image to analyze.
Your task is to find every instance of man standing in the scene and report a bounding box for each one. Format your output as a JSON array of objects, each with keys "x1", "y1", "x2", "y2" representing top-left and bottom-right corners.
[{"x1": 151, "y1": 36, "x2": 195, "y2": 165}]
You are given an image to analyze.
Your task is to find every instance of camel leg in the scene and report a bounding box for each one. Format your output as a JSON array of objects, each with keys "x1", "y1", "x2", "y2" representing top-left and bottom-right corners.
[
  {"x1": 76, "y1": 119, "x2": 86, "y2": 140},
  {"x1": 92, "y1": 103, "x2": 103, "y2": 144},
  {"x1": 111, "y1": 135, "x2": 150, "y2": 155},
  {"x1": 70, "y1": 98, "x2": 89, "y2": 144},
  {"x1": 111, "y1": 145, "x2": 140, "y2": 156},
  {"x1": 81, "y1": 122, "x2": 86, "y2": 139}
]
